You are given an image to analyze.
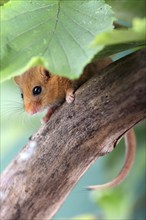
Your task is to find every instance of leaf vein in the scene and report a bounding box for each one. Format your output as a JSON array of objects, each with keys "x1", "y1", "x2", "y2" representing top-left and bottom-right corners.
[
  {"x1": 3, "y1": 3, "x2": 57, "y2": 21},
  {"x1": 43, "y1": 0, "x2": 61, "y2": 55},
  {"x1": 65, "y1": 3, "x2": 103, "y2": 22},
  {"x1": 61, "y1": 8, "x2": 95, "y2": 37},
  {"x1": 55, "y1": 34, "x2": 72, "y2": 73},
  {"x1": 5, "y1": 19, "x2": 54, "y2": 43},
  {"x1": 59, "y1": 19, "x2": 89, "y2": 58}
]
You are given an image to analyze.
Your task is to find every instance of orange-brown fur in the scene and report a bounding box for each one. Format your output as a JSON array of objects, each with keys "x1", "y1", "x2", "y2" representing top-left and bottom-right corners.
[
  {"x1": 14, "y1": 58, "x2": 111, "y2": 117},
  {"x1": 14, "y1": 67, "x2": 73, "y2": 115}
]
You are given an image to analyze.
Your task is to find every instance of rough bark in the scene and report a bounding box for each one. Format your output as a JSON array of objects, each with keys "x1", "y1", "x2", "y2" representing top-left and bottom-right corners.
[{"x1": 1, "y1": 48, "x2": 146, "y2": 220}]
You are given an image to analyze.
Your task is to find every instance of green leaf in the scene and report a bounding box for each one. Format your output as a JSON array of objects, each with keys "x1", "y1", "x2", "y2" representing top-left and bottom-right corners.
[
  {"x1": 106, "y1": 0, "x2": 146, "y2": 22},
  {"x1": 93, "y1": 18, "x2": 146, "y2": 46},
  {"x1": 72, "y1": 214, "x2": 97, "y2": 220},
  {"x1": 0, "y1": 0, "x2": 9, "y2": 6},
  {"x1": 91, "y1": 18, "x2": 146, "y2": 58},
  {"x1": 90, "y1": 188, "x2": 133, "y2": 219},
  {"x1": 93, "y1": 42, "x2": 145, "y2": 60},
  {"x1": 0, "y1": 0, "x2": 114, "y2": 82}
]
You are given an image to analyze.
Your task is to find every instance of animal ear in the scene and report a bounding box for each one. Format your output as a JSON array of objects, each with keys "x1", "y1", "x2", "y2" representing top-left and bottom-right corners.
[
  {"x1": 13, "y1": 76, "x2": 20, "y2": 85},
  {"x1": 44, "y1": 69, "x2": 51, "y2": 78},
  {"x1": 41, "y1": 68, "x2": 51, "y2": 82}
]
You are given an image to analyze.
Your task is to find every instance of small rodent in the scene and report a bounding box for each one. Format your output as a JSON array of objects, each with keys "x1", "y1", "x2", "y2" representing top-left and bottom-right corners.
[
  {"x1": 14, "y1": 58, "x2": 111, "y2": 123},
  {"x1": 14, "y1": 58, "x2": 135, "y2": 190}
]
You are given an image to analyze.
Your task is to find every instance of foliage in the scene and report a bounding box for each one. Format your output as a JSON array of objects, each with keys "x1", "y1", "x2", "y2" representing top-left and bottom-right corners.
[
  {"x1": 72, "y1": 214, "x2": 96, "y2": 220},
  {"x1": 93, "y1": 18, "x2": 146, "y2": 46},
  {"x1": 0, "y1": 0, "x2": 114, "y2": 82},
  {"x1": 1, "y1": 0, "x2": 146, "y2": 82},
  {"x1": 90, "y1": 188, "x2": 133, "y2": 219},
  {"x1": 0, "y1": 0, "x2": 9, "y2": 6},
  {"x1": 1, "y1": 0, "x2": 146, "y2": 219},
  {"x1": 92, "y1": 18, "x2": 146, "y2": 59},
  {"x1": 106, "y1": 0, "x2": 146, "y2": 22}
]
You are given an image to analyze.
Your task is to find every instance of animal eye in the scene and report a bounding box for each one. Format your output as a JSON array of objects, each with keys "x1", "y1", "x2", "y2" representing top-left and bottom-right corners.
[
  {"x1": 21, "y1": 93, "x2": 23, "y2": 99},
  {"x1": 32, "y1": 86, "x2": 42, "y2": 96}
]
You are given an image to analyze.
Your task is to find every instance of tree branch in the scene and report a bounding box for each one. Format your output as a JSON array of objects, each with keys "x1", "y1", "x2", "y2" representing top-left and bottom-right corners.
[{"x1": 1, "y1": 49, "x2": 146, "y2": 220}]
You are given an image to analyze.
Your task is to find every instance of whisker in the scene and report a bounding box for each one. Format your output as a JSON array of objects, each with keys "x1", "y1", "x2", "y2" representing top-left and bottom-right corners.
[
  {"x1": 1, "y1": 99, "x2": 24, "y2": 121},
  {"x1": 1, "y1": 100, "x2": 22, "y2": 105},
  {"x1": 1, "y1": 97, "x2": 42, "y2": 128}
]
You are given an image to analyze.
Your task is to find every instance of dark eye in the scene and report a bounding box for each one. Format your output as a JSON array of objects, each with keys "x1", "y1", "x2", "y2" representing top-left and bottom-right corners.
[
  {"x1": 32, "y1": 86, "x2": 42, "y2": 96},
  {"x1": 21, "y1": 93, "x2": 23, "y2": 99}
]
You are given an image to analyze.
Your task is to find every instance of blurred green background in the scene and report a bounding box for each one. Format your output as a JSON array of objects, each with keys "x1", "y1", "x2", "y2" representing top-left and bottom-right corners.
[
  {"x1": 1, "y1": 0, "x2": 146, "y2": 219},
  {"x1": 1, "y1": 76, "x2": 145, "y2": 219}
]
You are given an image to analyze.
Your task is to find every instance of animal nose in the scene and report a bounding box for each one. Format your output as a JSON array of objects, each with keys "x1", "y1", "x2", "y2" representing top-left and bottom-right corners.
[
  {"x1": 25, "y1": 103, "x2": 38, "y2": 115},
  {"x1": 26, "y1": 109, "x2": 37, "y2": 115}
]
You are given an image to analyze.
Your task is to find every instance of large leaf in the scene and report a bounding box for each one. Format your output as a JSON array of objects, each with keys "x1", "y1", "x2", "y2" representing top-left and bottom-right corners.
[
  {"x1": 0, "y1": 0, "x2": 9, "y2": 6},
  {"x1": 93, "y1": 42, "x2": 145, "y2": 60},
  {"x1": 92, "y1": 18, "x2": 146, "y2": 59},
  {"x1": 106, "y1": 0, "x2": 146, "y2": 22},
  {"x1": 0, "y1": 0, "x2": 114, "y2": 82},
  {"x1": 93, "y1": 18, "x2": 146, "y2": 45}
]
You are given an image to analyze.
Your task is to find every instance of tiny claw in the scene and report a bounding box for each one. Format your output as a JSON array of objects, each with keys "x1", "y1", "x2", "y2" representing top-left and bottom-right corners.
[
  {"x1": 41, "y1": 108, "x2": 55, "y2": 124},
  {"x1": 41, "y1": 117, "x2": 47, "y2": 125},
  {"x1": 66, "y1": 94, "x2": 75, "y2": 104}
]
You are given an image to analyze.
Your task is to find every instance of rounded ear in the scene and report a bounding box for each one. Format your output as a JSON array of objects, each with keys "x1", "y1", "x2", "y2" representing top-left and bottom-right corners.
[
  {"x1": 13, "y1": 76, "x2": 20, "y2": 85},
  {"x1": 44, "y1": 69, "x2": 51, "y2": 78},
  {"x1": 41, "y1": 68, "x2": 51, "y2": 82}
]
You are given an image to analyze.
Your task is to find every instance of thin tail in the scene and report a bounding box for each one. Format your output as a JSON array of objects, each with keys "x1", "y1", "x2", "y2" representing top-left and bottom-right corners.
[{"x1": 87, "y1": 129, "x2": 136, "y2": 190}]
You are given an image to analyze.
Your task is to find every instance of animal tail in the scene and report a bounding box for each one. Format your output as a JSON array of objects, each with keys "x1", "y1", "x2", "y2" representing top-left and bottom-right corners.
[{"x1": 87, "y1": 129, "x2": 136, "y2": 190}]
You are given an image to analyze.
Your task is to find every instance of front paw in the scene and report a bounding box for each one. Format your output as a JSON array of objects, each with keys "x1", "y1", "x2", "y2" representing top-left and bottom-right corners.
[
  {"x1": 41, "y1": 116, "x2": 48, "y2": 124},
  {"x1": 66, "y1": 93, "x2": 75, "y2": 104},
  {"x1": 41, "y1": 108, "x2": 55, "y2": 124}
]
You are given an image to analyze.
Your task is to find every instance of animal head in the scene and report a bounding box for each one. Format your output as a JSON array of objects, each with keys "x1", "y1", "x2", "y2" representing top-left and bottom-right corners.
[{"x1": 14, "y1": 66, "x2": 58, "y2": 115}]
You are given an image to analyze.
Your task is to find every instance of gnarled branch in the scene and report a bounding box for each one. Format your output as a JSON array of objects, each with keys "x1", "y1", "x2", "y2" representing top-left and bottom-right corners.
[{"x1": 1, "y1": 48, "x2": 146, "y2": 220}]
